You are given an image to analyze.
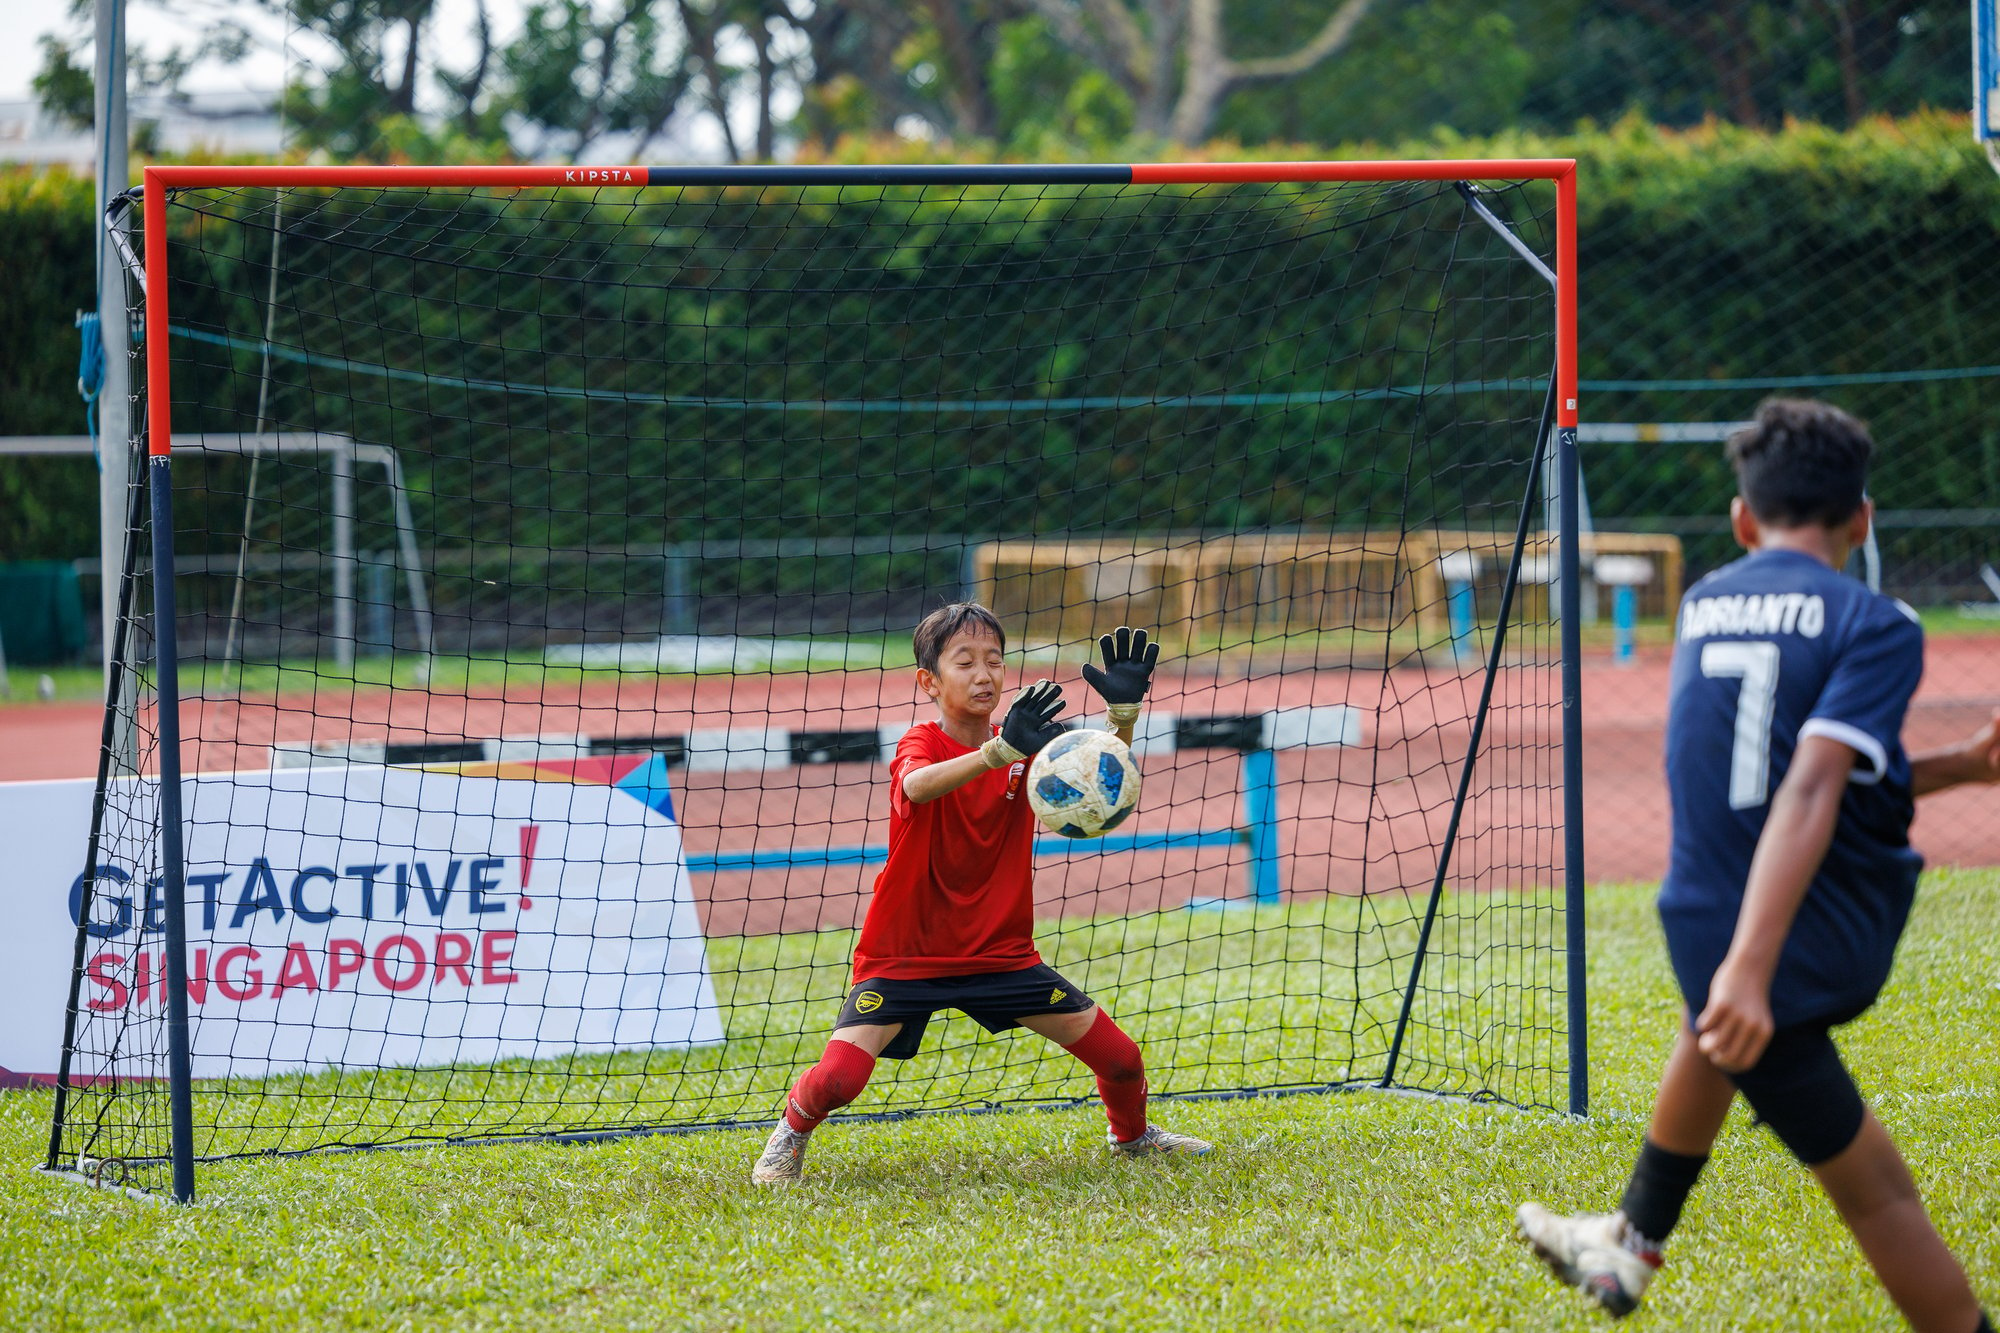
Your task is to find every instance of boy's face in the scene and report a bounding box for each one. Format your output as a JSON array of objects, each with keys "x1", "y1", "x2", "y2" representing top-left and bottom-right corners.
[{"x1": 918, "y1": 626, "x2": 1006, "y2": 719}]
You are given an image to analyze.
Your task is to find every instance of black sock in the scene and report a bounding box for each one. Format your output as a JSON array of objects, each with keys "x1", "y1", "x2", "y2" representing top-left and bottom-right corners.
[{"x1": 1617, "y1": 1138, "x2": 1709, "y2": 1246}]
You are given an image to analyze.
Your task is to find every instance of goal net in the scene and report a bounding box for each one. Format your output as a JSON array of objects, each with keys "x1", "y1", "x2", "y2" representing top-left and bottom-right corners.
[{"x1": 50, "y1": 162, "x2": 1582, "y2": 1199}]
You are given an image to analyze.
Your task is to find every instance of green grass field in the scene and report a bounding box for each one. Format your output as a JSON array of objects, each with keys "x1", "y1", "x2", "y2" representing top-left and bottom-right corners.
[
  {"x1": 4, "y1": 870, "x2": 1998, "y2": 1330},
  {"x1": 47, "y1": 891, "x2": 1568, "y2": 1176}
]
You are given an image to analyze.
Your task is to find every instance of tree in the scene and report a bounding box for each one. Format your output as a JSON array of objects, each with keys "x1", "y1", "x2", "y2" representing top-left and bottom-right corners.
[
  {"x1": 1022, "y1": 0, "x2": 1377, "y2": 143},
  {"x1": 1588, "y1": 0, "x2": 1966, "y2": 130},
  {"x1": 32, "y1": 34, "x2": 96, "y2": 130},
  {"x1": 788, "y1": 0, "x2": 985, "y2": 148},
  {"x1": 275, "y1": 0, "x2": 456, "y2": 156},
  {"x1": 273, "y1": 0, "x2": 800, "y2": 162},
  {"x1": 31, "y1": 0, "x2": 254, "y2": 138},
  {"x1": 784, "y1": 0, "x2": 1392, "y2": 151},
  {"x1": 28, "y1": 0, "x2": 787, "y2": 163},
  {"x1": 499, "y1": 0, "x2": 694, "y2": 162},
  {"x1": 31, "y1": 0, "x2": 1973, "y2": 166}
]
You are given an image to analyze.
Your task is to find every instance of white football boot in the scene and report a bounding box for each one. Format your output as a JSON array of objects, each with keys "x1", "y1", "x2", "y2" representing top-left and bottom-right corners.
[
  {"x1": 751, "y1": 1118, "x2": 812, "y2": 1185},
  {"x1": 1107, "y1": 1124, "x2": 1213, "y2": 1156},
  {"x1": 1514, "y1": 1202, "x2": 1662, "y2": 1317}
]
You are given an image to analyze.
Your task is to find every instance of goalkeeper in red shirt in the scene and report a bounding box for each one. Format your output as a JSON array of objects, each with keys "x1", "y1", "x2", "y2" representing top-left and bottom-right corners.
[{"x1": 752, "y1": 603, "x2": 1212, "y2": 1184}]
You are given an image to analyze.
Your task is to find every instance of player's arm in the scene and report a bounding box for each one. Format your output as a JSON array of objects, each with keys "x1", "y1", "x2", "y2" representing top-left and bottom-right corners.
[
  {"x1": 1910, "y1": 707, "x2": 2000, "y2": 797},
  {"x1": 1696, "y1": 734, "x2": 1856, "y2": 1072},
  {"x1": 901, "y1": 681, "x2": 1067, "y2": 805},
  {"x1": 1081, "y1": 626, "x2": 1160, "y2": 746}
]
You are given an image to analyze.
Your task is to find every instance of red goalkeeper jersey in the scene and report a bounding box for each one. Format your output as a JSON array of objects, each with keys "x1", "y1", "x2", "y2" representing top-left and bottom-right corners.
[{"x1": 851, "y1": 720, "x2": 1042, "y2": 982}]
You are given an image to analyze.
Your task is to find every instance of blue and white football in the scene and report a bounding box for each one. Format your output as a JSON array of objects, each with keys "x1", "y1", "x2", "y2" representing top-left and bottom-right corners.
[{"x1": 1026, "y1": 728, "x2": 1142, "y2": 838}]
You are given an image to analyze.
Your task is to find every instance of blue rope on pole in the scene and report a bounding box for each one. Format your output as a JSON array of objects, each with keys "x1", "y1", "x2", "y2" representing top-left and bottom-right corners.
[
  {"x1": 167, "y1": 323, "x2": 2000, "y2": 407},
  {"x1": 76, "y1": 310, "x2": 105, "y2": 465}
]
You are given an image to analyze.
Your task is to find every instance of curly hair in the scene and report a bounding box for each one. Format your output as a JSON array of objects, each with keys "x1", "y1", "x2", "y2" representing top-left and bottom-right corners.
[{"x1": 1726, "y1": 397, "x2": 1874, "y2": 528}]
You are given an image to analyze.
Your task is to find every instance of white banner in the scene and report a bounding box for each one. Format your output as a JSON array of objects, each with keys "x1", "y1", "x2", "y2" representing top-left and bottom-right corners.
[{"x1": 0, "y1": 758, "x2": 722, "y2": 1082}]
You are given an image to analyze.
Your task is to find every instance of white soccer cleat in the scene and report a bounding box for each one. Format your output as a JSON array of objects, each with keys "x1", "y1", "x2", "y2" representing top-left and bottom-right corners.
[
  {"x1": 751, "y1": 1120, "x2": 812, "y2": 1185},
  {"x1": 1514, "y1": 1202, "x2": 1661, "y2": 1318},
  {"x1": 1107, "y1": 1124, "x2": 1213, "y2": 1157}
]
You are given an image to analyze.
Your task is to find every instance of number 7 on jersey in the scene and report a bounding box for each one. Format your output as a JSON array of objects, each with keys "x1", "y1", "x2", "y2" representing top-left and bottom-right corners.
[{"x1": 1700, "y1": 640, "x2": 1782, "y2": 810}]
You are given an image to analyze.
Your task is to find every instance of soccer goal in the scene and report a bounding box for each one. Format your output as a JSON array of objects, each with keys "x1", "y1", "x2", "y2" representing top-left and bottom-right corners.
[{"x1": 49, "y1": 160, "x2": 1582, "y2": 1201}]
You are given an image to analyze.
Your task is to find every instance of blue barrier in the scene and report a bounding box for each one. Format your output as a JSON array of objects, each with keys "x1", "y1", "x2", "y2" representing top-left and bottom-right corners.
[
  {"x1": 1612, "y1": 583, "x2": 1637, "y2": 664},
  {"x1": 1446, "y1": 579, "x2": 1478, "y2": 659},
  {"x1": 1241, "y1": 748, "x2": 1282, "y2": 904},
  {"x1": 684, "y1": 747, "x2": 1283, "y2": 905}
]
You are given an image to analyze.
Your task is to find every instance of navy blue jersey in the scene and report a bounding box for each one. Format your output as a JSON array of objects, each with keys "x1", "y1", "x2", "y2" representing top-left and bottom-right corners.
[{"x1": 1659, "y1": 548, "x2": 1924, "y2": 1026}]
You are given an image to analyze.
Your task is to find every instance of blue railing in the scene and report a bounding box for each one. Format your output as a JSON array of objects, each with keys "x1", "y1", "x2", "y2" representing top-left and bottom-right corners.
[{"x1": 684, "y1": 747, "x2": 1284, "y2": 906}]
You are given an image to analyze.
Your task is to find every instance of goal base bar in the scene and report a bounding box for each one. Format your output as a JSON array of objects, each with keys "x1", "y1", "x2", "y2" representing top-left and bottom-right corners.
[
  {"x1": 47, "y1": 1078, "x2": 1549, "y2": 1188},
  {"x1": 37, "y1": 1166, "x2": 177, "y2": 1205}
]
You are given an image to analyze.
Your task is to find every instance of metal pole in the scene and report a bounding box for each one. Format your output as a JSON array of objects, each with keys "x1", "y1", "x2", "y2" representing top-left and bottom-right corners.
[
  {"x1": 380, "y1": 449, "x2": 435, "y2": 657},
  {"x1": 1861, "y1": 499, "x2": 1882, "y2": 592},
  {"x1": 662, "y1": 543, "x2": 695, "y2": 636},
  {"x1": 1559, "y1": 421, "x2": 1589, "y2": 1118},
  {"x1": 360, "y1": 553, "x2": 392, "y2": 653},
  {"x1": 147, "y1": 455, "x2": 198, "y2": 1203},
  {"x1": 331, "y1": 439, "x2": 355, "y2": 669},
  {"x1": 1550, "y1": 163, "x2": 1589, "y2": 1119},
  {"x1": 136, "y1": 172, "x2": 196, "y2": 1202},
  {"x1": 1542, "y1": 425, "x2": 1597, "y2": 626},
  {"x1": 95, "y1": 0, "x2": 135, "y2": 767}
]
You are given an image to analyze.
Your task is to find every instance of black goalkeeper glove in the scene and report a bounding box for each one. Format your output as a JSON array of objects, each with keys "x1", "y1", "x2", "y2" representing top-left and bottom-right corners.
[
  {"x1": 981, "y1": 679, "x2": 1067, "y2": 767},
  {"x1": 1081, "y1": 627, "x2": 1159, "y2": 720}
]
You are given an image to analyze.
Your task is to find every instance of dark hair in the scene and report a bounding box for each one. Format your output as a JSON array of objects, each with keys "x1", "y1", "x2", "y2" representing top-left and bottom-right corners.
[
  {"x1": 1725, "y1": 397, "x2": 1873, "y2": 528},
  {"x1": 912, "y1": 602, "x2": 1006, "y2": 672}
]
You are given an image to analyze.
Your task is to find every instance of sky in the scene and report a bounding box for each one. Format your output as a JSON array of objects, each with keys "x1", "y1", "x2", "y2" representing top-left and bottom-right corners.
[{"x1": 0, "y1": 0, "x2": 512, "y2": 102}]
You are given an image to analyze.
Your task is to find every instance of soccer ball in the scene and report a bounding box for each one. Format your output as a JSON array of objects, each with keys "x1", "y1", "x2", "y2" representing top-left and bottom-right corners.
[{"x1": 1026, "y1": 729, "x2": 1142, "y2": 839}]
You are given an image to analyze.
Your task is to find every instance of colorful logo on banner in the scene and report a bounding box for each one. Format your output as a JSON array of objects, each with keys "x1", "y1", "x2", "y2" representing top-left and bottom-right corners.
[
  {"x1": 49, "y1": 753, "x2": 721, "y2": 1075},
  {"x1": 71, "y1": 754, "x2": 681, "y2": 1013}
]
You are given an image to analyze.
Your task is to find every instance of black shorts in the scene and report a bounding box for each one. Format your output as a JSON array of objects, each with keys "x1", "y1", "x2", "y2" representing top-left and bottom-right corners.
[
  {"x1": 833, "y1": 963, "x2": 1095, "y2": 1060},
  {"x1": 1727, "y1": 1019, "x2": 1869, "y2": 1166}
]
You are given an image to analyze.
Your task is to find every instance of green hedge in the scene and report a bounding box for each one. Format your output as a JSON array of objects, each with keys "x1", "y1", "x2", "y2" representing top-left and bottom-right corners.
[
  {"x1": 0, "y1": 170, "x2": 102, "y2": 560},
  {"x1": 3, "y1": 115, "x2": 1997, "y2": 564},
  {"x1": 1540, "y1": 113, "x2": 2000, "y2": 522}
]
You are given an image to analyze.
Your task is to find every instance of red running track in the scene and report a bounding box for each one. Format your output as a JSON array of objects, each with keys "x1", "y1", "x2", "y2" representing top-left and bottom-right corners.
[{"x1": 2, "y1": 638, "x2": 1993, "y2": 934}]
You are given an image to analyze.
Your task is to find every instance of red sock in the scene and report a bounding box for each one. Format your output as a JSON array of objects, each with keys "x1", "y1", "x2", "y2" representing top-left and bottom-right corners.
[
  {"x1": 784, "y1": 1039, "x2": 876, "y2": 1133},
  {"x1": 1065, "y1": 1010, "x2": 1148, "y2": 1143}
]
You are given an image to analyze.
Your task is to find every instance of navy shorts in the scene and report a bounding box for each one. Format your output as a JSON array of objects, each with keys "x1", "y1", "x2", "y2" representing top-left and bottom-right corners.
[{"x1": 833, "y1": 963, "x2": 1094, "y2": 1060}]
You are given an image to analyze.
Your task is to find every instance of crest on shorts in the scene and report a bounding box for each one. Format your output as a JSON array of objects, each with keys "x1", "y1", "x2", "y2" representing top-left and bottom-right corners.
[{"x1": 855, "y1": 990, "x2": 884, "y2": 1013}]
